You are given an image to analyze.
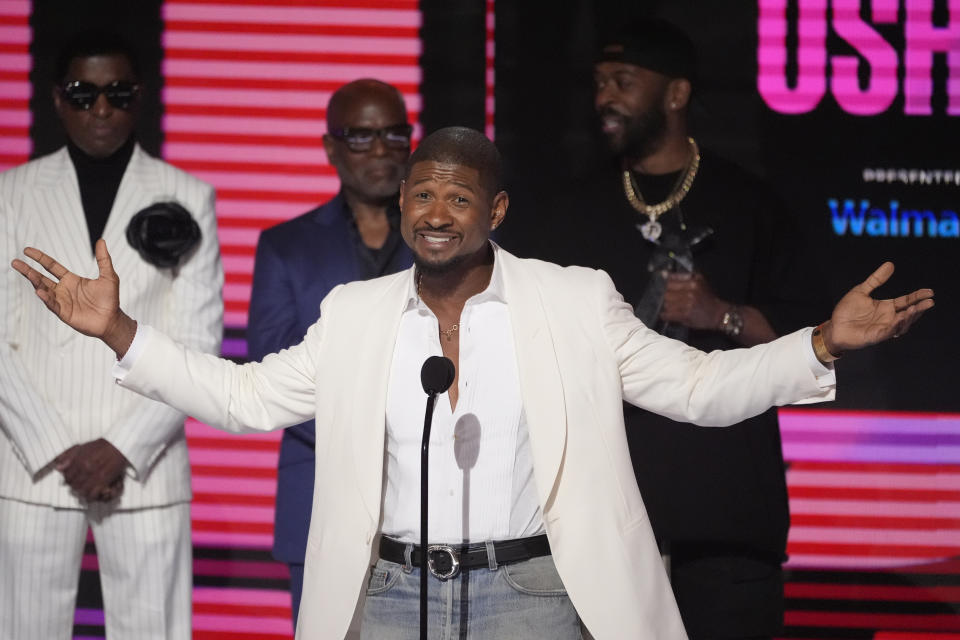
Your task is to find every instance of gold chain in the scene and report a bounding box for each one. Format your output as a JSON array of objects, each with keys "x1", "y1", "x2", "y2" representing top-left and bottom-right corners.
[
  {"x1": 439, "y1": 324, "x2": 459, "y2": 341},
  {"x1": 622, "y1": 137, "x2": 700, "y2": 220}
]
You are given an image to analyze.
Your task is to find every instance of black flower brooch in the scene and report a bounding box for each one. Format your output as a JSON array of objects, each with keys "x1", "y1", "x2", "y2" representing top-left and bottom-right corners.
[{"x1": 126, "y1": 201, "x2": 201, "y2": 269}]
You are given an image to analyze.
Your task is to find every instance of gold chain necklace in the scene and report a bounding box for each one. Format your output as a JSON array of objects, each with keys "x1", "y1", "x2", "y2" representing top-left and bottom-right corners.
[
  {"x1": 417, "y1": 272, "x2": 460, "y2": 341},
  {"x1": 622, "y1": 137, "x2": 700, "y2": 242},
  {"x1": 439, "y1": 324, "x2": 459, "y2": 341}
]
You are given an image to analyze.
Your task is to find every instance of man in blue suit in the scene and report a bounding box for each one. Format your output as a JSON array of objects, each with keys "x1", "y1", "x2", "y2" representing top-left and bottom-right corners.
[{"x1": 246, "y1": 79, "x2": 413, "y2": 628}]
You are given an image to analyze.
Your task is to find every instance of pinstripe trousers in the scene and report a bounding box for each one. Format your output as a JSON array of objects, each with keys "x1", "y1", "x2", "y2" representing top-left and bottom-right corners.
[{"x1": 0, "y1": 497, "x2": 191, "y2": 640}]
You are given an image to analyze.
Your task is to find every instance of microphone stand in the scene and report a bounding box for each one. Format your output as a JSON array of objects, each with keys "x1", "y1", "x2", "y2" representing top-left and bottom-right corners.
[
  {"x1": 418, "y1": 354, "x2": 454, "y2": 640},
  {"x1": 420, "y1": 391, "x2": 438, "y2": 640}
]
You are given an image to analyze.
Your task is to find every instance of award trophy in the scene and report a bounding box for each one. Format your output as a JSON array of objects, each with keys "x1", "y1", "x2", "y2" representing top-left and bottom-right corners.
[{"x1": 633, "y1": 225, "x2": 713, "y2": 341}]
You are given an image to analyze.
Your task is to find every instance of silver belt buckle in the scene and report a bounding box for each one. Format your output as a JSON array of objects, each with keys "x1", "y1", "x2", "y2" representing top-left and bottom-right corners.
[{"x1": 427, "y1": 544, "x2": 460, "y2": 580}]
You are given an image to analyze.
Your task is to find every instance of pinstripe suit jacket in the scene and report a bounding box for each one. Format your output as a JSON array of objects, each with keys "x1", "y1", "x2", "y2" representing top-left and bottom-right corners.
[
  {"x1": 0, "y1": 145, "x2": 223, "y2": 509},
  {"x1": 118, "y1": 248, "x2": 834, "y2": 639}
]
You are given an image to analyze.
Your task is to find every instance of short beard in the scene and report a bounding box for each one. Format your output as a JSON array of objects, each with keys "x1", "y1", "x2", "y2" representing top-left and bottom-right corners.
[
  {"x1": 413, "y1": 252, "x2": 469, "y2": 277},
  {"x1": 601, "y1": 103, "x2": 668, "y2": 161}
]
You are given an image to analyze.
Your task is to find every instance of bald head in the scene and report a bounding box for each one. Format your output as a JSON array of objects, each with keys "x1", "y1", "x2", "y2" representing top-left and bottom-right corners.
[
  {"x1": 326, "y1": 78, "x2": 407, "y2": 131},
  {"x1": 323, "y1": 79, "x2": 410, "y2": 204},
  {"x1": 406, "y1": 127, "x2": 502, "y2": 200}
]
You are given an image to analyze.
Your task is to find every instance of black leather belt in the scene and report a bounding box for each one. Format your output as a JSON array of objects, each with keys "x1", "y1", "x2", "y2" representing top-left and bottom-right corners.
[{"x1": 379, "y1": 534, "x2": 551, "y2": 580}]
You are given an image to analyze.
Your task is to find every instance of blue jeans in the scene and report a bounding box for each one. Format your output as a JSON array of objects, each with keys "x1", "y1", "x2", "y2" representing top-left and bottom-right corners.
[{"x1": 360, "y1": 549, "x2": 583, "y2": 640}]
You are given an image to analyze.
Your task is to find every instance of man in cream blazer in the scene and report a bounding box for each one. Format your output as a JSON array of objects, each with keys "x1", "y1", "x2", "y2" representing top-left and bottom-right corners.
[
  {"x1": 12, "y1": 128, "x2": 932, "y2": 639},
  {"x1": 0, "y1": 33, "x2": 223, "y2": 640}
]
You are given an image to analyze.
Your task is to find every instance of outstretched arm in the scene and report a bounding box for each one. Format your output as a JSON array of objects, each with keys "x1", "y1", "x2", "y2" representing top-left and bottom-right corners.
[
  {"x1": 12, "y1": 239, "x2": 138, "y2": 357},
  {"x1": 607, "y1": 262, "x2": 934, "y2": 425},
  {"x1": 13, "y1": 238, "x2": 322, "y2": 436},
  {"x1": 819, "y1": 262, "x2": 934, "y2": 359}
]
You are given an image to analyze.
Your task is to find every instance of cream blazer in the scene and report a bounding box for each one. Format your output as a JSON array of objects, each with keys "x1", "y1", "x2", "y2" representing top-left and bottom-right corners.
[
  {"x1": 0, "y1": 146, "x2": 223, "y2": 508},
  {"x1": 120, "y1": 247, "x2": 832, "y2": 639}
]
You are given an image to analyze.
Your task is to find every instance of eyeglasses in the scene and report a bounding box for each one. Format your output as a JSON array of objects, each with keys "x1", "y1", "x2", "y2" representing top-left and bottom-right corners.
[
  {"x1": 60, "y1": 80, "x2": 141, "y2": 111},
  {"x1": 328, "y1": 124, "x2": 413, "y2": 152}
]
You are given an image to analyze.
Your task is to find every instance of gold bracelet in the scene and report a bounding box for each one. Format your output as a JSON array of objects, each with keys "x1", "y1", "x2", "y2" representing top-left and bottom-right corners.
[{"x1": 812, "y1": 323, "x2": 841, "y2": 363}]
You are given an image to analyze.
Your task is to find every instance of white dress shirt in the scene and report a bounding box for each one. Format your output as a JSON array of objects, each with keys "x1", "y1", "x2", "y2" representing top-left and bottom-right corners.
[{"x1": 381, "y1": 254, "x2": 545, "y2": 544}]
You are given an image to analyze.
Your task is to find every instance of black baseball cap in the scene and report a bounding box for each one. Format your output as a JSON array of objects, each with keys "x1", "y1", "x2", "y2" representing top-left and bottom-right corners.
[{"x1": 596, "y1": 18, "x2": 697, "y2": 81}]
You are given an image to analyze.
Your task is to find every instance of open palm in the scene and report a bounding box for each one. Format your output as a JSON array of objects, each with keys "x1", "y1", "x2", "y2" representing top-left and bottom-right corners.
[
  {"x1": 828, "y1": 262, "x2": 934, "y2": 353},
  {"x1": 11, "y1": 239, "x2": 121, "y2": 338}
]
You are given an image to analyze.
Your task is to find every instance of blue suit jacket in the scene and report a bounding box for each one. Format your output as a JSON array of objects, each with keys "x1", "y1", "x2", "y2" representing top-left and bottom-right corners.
[{"x1": 247, "y1": 193, "x2": 412, "y2": 563}]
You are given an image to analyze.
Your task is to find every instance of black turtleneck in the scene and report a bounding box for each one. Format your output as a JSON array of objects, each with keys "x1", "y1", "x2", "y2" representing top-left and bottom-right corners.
[{"x1": 67, "y1": 137, "x2": 135, "y2": 253}]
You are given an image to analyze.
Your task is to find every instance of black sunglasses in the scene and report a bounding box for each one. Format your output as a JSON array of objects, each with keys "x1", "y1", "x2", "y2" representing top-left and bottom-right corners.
[
  {"x1": 328, "y1": 124, "x2": 413, "y2": 152},
  {"x1": 60, "y1": 80, "x2": 141, "y2": 111}
]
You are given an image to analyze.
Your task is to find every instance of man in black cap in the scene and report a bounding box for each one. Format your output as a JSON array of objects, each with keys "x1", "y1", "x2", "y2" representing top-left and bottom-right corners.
[{"x1": 507, "y1": 18, "x2": 827, "y2": 640}]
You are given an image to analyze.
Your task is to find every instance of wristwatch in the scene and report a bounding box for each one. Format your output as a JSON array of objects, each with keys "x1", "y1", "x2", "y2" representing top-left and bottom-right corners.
[{"x1": 720, "y1": 306, "x2": 743, "y2": 338}]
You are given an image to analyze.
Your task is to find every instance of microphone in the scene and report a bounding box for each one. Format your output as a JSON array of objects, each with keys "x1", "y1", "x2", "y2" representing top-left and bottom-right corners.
[
  {"x1": 421, "y1": 355, "x2": 455, "y2": 396},
  {"x1": 419, "y1": 355, "x2": 455, "y2": 640}
]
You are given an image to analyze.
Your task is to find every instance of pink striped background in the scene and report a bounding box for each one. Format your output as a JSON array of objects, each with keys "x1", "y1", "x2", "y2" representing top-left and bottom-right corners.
[
  {"x1": 0, "y1": 0, "x2": 31, "y2": 171},
  {"x1": 161, "y1": 0, "x2": 425, "y2": 332},
  {"x1": 781, "y1": 409, "x2": 960, "y2": 571}
]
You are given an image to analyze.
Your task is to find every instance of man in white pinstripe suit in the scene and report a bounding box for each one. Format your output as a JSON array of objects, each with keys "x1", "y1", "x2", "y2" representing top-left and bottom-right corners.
[{"x1": 0, "y1": 32, "x2": 223, "y2": 639}]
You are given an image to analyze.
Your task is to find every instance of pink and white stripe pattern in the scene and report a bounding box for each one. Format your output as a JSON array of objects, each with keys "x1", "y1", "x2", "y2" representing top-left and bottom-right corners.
[
  {"x1": 161, "y1": 0, "x2": 423, "y2": 330},
  {"x1": 780, "y1": 408, "x2": 960, "y2": 569},
  {"x1": 484, "y1": 0, "x2": 495, "y2": 139},
  {"x1": 186, "y1": 419, "x2": 281, "y2": 549},
  {"x1": 193, "y1": 587, "x2": 292, "y2": 639},
  {"x1": 0, "y1": 0, "x2": 31, "y2": 172}
]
